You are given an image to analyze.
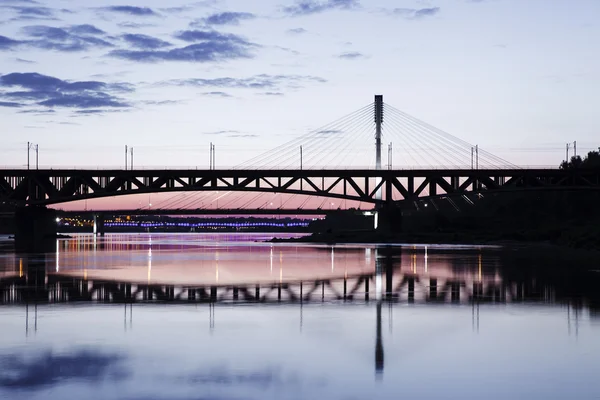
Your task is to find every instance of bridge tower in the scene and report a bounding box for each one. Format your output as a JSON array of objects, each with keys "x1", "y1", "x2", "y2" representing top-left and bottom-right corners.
[{"x1": 374, "y1": 95, "x2": 384, "y2": 202}]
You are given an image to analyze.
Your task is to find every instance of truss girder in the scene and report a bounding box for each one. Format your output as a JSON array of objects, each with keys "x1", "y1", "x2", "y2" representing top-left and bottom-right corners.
[{"x1": 0, "y1": 168, "x2": 598, "y2": 206}]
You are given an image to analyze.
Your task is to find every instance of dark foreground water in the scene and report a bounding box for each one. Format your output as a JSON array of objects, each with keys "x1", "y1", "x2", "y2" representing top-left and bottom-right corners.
[{"x1": 0, "y1": 233, "x2": 599, "y2": 400}]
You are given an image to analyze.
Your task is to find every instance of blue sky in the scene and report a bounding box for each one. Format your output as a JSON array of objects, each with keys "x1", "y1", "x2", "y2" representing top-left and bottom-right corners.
[{"x1": 1, "y1": 0, "x2": 599, "y2": 168}]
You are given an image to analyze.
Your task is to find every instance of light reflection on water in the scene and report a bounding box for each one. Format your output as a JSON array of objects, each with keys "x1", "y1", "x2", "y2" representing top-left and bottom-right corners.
[{"x1": 0, "y1": 233, "x2": 599, "y2": 400}]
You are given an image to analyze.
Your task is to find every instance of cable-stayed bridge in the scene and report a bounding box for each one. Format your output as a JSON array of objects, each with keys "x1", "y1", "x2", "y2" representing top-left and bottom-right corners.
[{"x1": 1, "y1": 95, "x2": 598, "y2": 213}]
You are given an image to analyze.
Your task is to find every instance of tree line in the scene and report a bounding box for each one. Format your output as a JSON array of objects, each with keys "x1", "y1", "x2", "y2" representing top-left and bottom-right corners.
[{"x1": 560, "y1": 148, "x2": 600, "y2": 169}]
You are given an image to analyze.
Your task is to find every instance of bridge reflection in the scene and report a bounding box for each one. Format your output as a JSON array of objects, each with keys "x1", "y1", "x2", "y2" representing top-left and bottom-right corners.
[
  {"x1": 0, "y1": 248, "x2": 594, "y2": 306},
  {"x1": 2, "y1": 249, "x2": 598, "y2": 380}
]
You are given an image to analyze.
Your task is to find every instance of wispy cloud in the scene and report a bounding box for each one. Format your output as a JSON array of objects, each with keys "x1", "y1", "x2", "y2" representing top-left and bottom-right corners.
[
  {"x1": 286, "y1": 27, "x2": 307, "y2": 35},
  {"x1": 15, "y1": 57, "x2": 36, "y2": 63},
  {"x1": 100, "y1": 6, "x2": 158, "y2": 17},
  {"x1": 0, "y1": 72, "x2": 133, "y2": 110},
  {"x1": 109, "y1": 30, "x2": 256, "y2": 63},
  {"x1": 390, "y1": 7, "x2": 440, "y2": 19},
  {"x1": 0, "y1": 35, "x2": 22, "y2": 49},
  {"x1": 168, "y1": 74, "x2": 326, "y2": 91},
  {"x1": 4, "y1": 5, "x2": 57, "y2": 21},
  {"x1": 192, "y1": 11, "x2": 256, "y2": 27},
  {"x1": 20, "y1": 24, "x2": 113, "y2": 52},
  {"x1": 121, "y1": 33, "x2": 171, "y2": 49},
  {"x1": 282, "y1": 0, "x2": 360, "y2": 16},
  {"x1": 202, "y1": 91, "x2": 233, "y2": 97},
  {"x1": 318, "y1": 129, "x2": 343, "y2": 134},
  {"x1": 109, "y1": 42, "x2": 254, "y2": 63},
  {"x1": 0, "y1": 101, "x2": 23, "y2": 107},
  {"x1": 337, "y1": 51, "x2": 366, "y2": 60},
  {"x1": 203, "y1": 129, "x2": 240, "y2": 135},
  {"x1": 68, "y1": 24, "x2": 105, "y2": 35}
]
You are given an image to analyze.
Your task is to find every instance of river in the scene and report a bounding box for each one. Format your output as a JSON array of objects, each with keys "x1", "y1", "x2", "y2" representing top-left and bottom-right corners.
[{"x1": 0, "y1": 233, "x2": 599, "y2": 400}]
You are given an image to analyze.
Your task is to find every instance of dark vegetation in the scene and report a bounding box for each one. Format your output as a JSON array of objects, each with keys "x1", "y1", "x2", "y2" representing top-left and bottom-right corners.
[{"x1": 560, "y1": 147, "x2": 600, "y2": 170}]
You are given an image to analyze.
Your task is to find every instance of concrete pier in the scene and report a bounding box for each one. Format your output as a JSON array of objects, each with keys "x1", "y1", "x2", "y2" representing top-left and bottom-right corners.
[{"x1": 14, "y1": 207, "x2": 57, "y2": 253}]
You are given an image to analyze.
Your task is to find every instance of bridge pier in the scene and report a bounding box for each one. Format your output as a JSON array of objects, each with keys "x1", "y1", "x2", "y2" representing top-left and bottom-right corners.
[
  {"x1": 14, "y1": 207, "x2": 57, "y2": 253},
  {"x1": 376, "y1": 205, "x2": 403, "y2": 233}
]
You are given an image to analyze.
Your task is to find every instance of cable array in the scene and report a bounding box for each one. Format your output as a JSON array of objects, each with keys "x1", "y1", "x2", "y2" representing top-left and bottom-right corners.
[{"x1": 145, "y1": 100, "x2": 516, "y2": 211}]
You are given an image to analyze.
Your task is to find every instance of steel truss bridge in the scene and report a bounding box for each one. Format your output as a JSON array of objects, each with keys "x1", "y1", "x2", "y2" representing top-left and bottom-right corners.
[
  {"x1": 2, "y1": 95, "x2": 600, "y2": 210},
  {"x1": 1, "y1": 168, "x2": 599, "y2": 208}
]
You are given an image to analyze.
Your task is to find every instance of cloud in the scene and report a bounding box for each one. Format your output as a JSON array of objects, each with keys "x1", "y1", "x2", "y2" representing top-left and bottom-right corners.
[
  {"x1": 0, "y1": 72, "x2": 133, "y2": 111},
  {"x1": 69, "y1": 24, "x2": 105, "y2": 35},
  {"x1": 202, "y1": 91, "x2": 232, "y2": 97},
  {"x1": 1, "y1": 0, "x2": 41, "y2": 3},
  {"x1": 101, "y1": 6, "x2": 158, "y2": 16},
  {"x1": 286, "y1": 27, "x2": 307, "y2": 35},
  {"x1": 161, "y1": 1, "x2": 220, "y2": 13},
  {"x1": 121, "y1": 33, "x2": 171, "y2": 49},
  {"x1": 337, "y1": 51, "x2": 366, "y2": 59},
  {"x1": 4, "y1": 5, "x2": 57, "y2": 21},
  {"x1": 0, "y1": 35, "x2": 21, "y2": 49},
  {"x1": 282, "y1": 0, "x2": 360, "y2": 16},
  {"x1": 0, "y1": 349, "x2": 126, "y2": 390},
  {"x1": 195, "y1": 12, "x2": 256, "y2": 26},
  {"x1": 20, "y1": 25, "x2": 114, "y2": 52},
  {"x1": 109, "y1": 30, "x2": 256, "y2": 62},
  {"x1": 168, "y1": 74, "x2": 326, "y2": 91},
  {"x1": 15, "y1": 57, "x2": 35, "y2": 63},
  {"x1": 0, "y1": 101, "x2": 23, "y2": 107},
  {"x1": 228, "y1": 134, "x2": 258, "y2": 138},
  {"x1": 203, "y1": 130, "x2": 240, "y2": 135},
  {"x1": 391, "y1": 7, "x2": 440, "y2": 19},
  {"x1": 260, "y1": 92, "x2": 285, "y2": 96},
  {"x1": 117, "y1": 22, "x2": 157, "y2": 29},
  {"x1": 174, "y1": 29, "x2": 252, "y2": 45},
  {"x1": 318, "y1": 129, "x2": 343, "y2": 134},
  {"x1": 202, "y1": 130, "x2": 257, "y2": 137}
]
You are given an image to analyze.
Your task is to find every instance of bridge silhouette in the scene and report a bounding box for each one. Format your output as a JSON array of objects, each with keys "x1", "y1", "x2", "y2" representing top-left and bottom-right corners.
[
  {"x1": 2, "y1": 95, "x2": 598, "y2": 212},
  {"x1": 2, "y1": 95, "x2": 599, "y2": 250}
]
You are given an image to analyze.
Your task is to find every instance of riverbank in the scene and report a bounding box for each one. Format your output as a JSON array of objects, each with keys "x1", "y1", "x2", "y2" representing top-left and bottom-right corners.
[{"x1": 269, "y1": 228, "x2": 600, "y2": 264}]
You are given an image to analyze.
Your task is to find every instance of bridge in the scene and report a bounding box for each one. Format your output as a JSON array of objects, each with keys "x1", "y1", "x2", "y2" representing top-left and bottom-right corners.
[{"x1": 2, "y1": 95, "x2": 599, "y2": 250}]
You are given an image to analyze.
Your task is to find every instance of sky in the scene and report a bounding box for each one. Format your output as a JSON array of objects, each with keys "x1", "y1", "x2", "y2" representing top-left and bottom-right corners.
[{"x1": 1, "y1": 0, "x2": 599, "y2": 171}]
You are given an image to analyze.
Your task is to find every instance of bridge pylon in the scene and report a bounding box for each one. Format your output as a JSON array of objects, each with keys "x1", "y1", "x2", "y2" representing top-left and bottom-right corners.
[{"x1": 374, "y1": 95, "x2": 383, "y2": 201}]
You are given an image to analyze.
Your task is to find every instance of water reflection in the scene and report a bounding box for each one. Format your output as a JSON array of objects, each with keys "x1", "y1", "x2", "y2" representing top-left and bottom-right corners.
[
  {"x1": 0, "y1": 234, "x2": 599, "y2": 399},
  {"x1": 0, "y1": 349, "x2": 126, "y2": 390}
]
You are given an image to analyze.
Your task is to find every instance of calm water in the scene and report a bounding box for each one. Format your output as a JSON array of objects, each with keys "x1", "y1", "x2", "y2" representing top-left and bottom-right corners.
[{"x1": 1, "y1": 233, "x2": 599, "y2": 400}]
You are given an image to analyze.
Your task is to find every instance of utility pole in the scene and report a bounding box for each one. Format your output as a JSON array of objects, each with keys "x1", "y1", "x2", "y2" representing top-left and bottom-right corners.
[
  {"x1": 475, "y1": 145, "x2": 479, "y2": 170},
  {"x1": 300, "y1": 145, "x2": 303, "y2": 170},
  {"x1": 573, "y1": 141, "x2": 577, "y2": 158},
  {"x1": 212, "y1": 143, "x2": 215, "y2": 169},
  {"x1": 27, "y1": 142, "x2": 39, "y2": 169},
  {"x1": 130, "y1": 146, "x2": 134, "y2": 170},
  {"x1": 471, "y1": 147, "x2": 474, "y2": 169},
  {"x1": 566, "y1": 143, "x2": 570, "y2": 162},
  {"x1": 125, "y1": 145, "x2": 128, "y2": 170},
  {"x1": 387, "y1": 142, "x2": 392, "y2": 170}
]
